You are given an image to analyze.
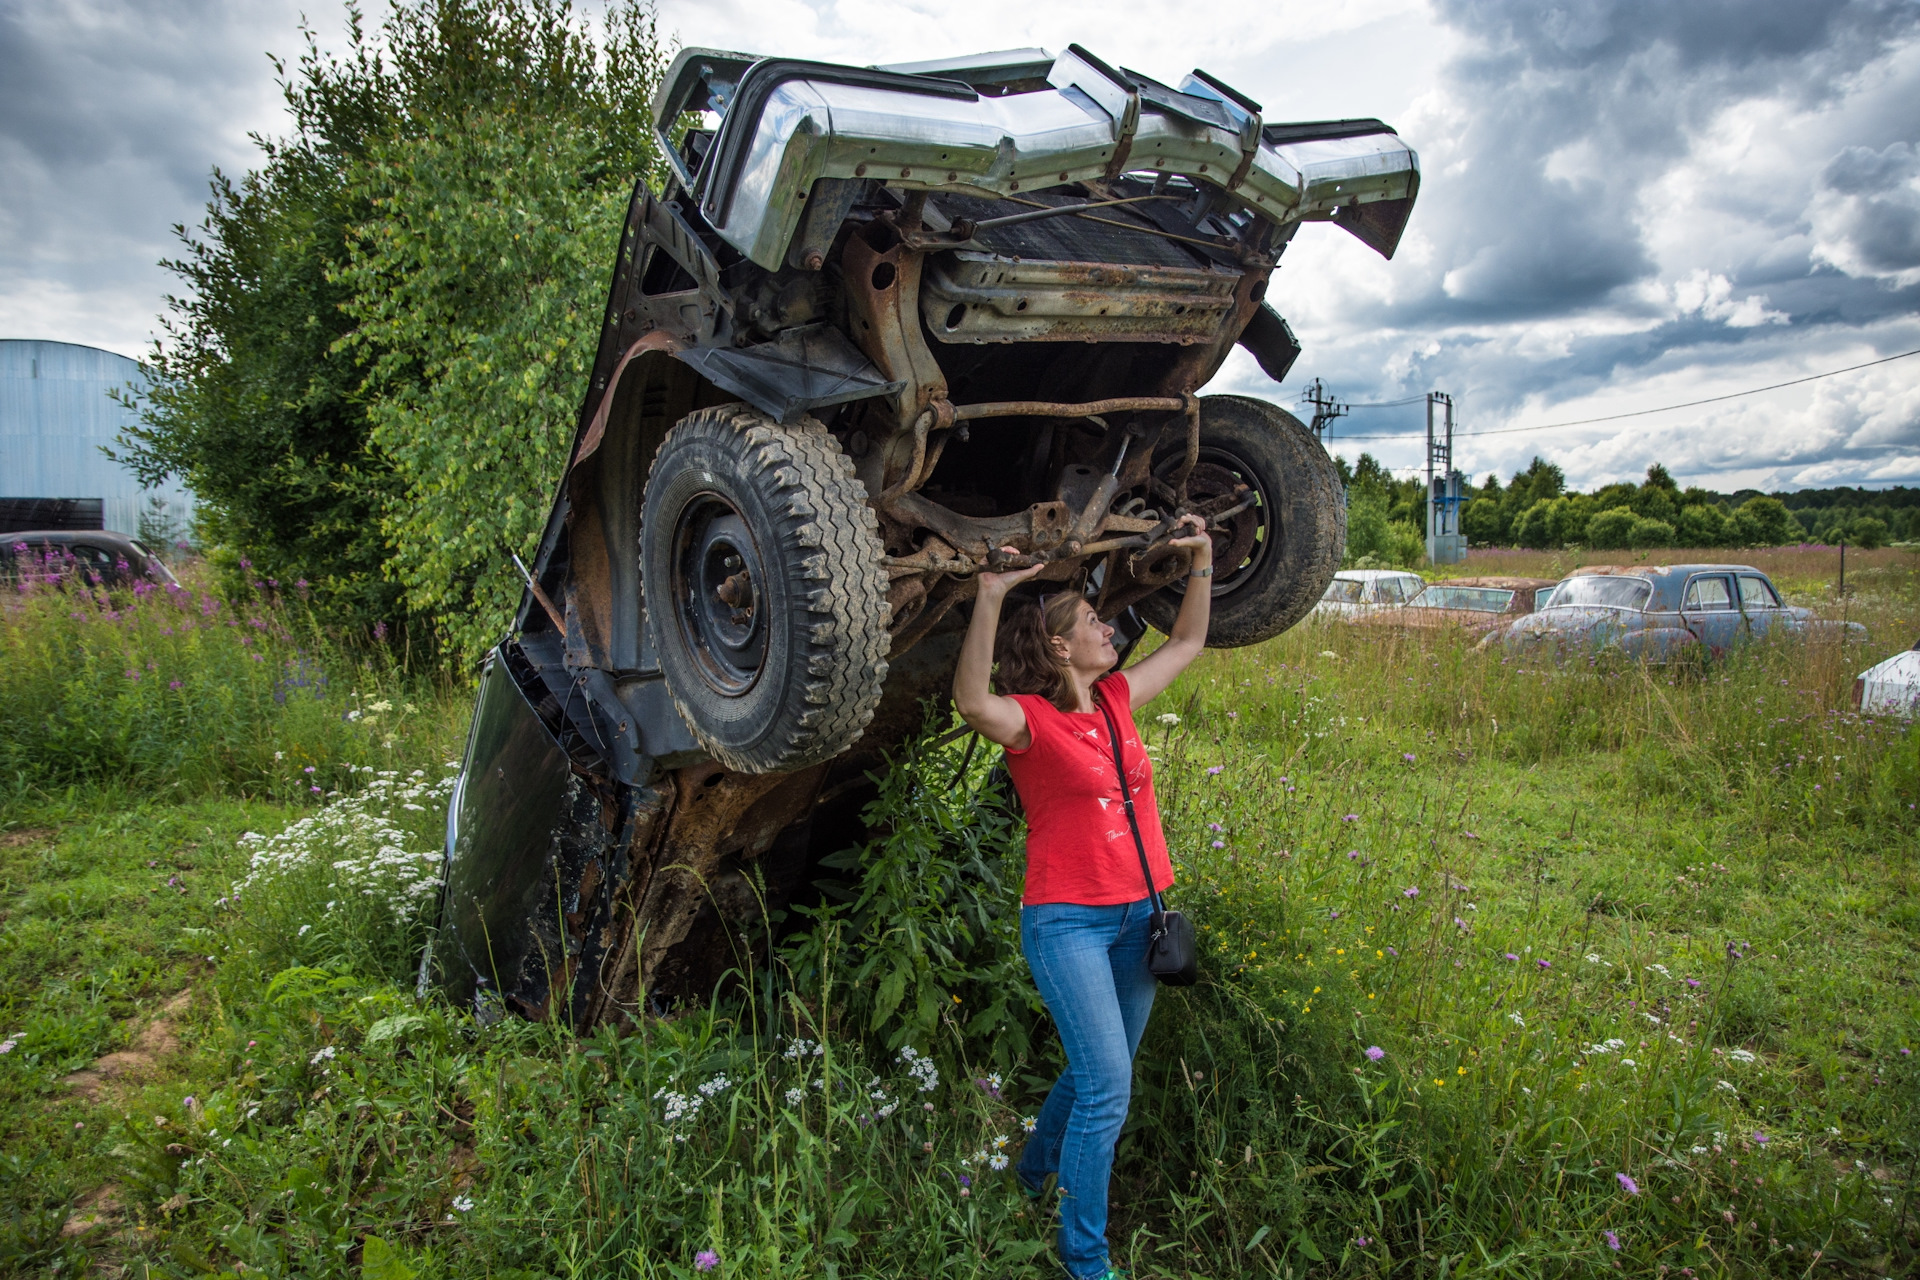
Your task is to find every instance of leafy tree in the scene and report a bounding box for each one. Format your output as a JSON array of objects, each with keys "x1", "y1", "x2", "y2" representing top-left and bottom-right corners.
[
  {"x1": 120, "y1": 0, "x2": 671, "y2": 660},
  {"x1": 1628, "y1": 517, "x2": 1675, "y2": 550},
  {"x1": 117, "y1": 27, "x2": 402, "y2": 633},
  {"x1": 1344, "y1": 491, "x2": 1425, "y2": 567},
  {"x1": 1675, "y1": 502, "x2": 1730, "y2": 547},
  {"x1": 1461, "y1": 496, "x2": 1505, "y2": 545},
  {"x1": 1848, "y1": 516, "x2": 1890, "y2": 549},
  {"x1": 1730, "y1": 496, "x2": 1804, "y2": 547},
  {"x1": 1585, "y1": 506, "x2": 1637, "y2": 551}
]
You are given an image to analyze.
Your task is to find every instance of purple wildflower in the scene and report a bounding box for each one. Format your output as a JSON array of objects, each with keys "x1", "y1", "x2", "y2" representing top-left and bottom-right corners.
[
  {"x1": 694, "y1": 1250, "x2": 720, "y2": 1272},
  {"x1": 1753, "y1": 1132, "x2": 1768, "y2": 1145},
  {"x1": 1503, "y1": 953, "x2": 1519, "y2": 962},
  {"x1": 1354, "y1": 1236, "x2": 1372, "y2": 1247},
  {"x1": 1604, "y1": 1230, "x2": 1621, "y2": 1251},
  {"x1": 1342, "y1": 814, "x2": 1358, "y2": 823},
  {"x1": 1402, "y1": 753, "x2": 1416, "y2": 763},
  {"x1": 1403, "y1": 886, "x2": 1419, "y2": 899},
  {"x1": 1212, "y1": 840, "x2": 1225, "y2": 849},
  {"x1": 1615, "y1": 1172, "x2": 1639, "y2": 1195},
  {"x1": 168, "y1": 680, "x2": 182, "y2": 690},
  {"x1": 1537, "y1": 958, "x2": 1551, "y2": 970},
  {"x1": 1386, "y1": 946, "x2": 1398, "y2": 957},
  {"x1": 1685, "y1": 978, "x2": 1700, "y2": 988},
  {"x1": 958, "y1": 1174, "x2": 971, "y2": 1187},
  {"x1": 1365, "y1": 1046, "x2": 1385, "y2": 1061},
  {"x1": 1346, "y1": 850, "x2": 1359, "y2": 859}
]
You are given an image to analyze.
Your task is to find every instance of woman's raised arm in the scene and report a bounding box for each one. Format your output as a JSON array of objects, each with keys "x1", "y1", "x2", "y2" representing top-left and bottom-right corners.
[
  {"x1": 1120, "y1": 515, "x2": 1213, "y2": 709},
  {"x1": 952, "y1": 550, "x2": 1044, "y2": 749}
]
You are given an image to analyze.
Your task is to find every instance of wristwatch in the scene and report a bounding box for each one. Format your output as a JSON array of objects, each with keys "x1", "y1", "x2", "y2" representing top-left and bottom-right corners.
[{"x1": 1189, "y1": 566, "x2": 1214, "y2": 579}]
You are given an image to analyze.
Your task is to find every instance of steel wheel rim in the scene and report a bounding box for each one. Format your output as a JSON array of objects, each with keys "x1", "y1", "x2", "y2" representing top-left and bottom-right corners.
[
  {"x1": 1158, "y1": 445, "x2": 1275, "y2": 598},
  {"x1": 669, "y1": 493, "x2": 768, "y2": 695}
]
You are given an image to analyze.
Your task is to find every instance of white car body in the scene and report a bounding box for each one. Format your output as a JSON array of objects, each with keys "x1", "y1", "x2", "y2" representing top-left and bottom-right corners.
[
  {"x1": 1855, "y1": 641, "x2": 1920, "y2": 719},
  {"x1": 1312, "y1": 569, "x2": 1425, "y2": 619}
]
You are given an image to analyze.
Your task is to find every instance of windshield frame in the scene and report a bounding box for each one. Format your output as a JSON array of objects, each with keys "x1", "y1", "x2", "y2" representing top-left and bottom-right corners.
[
  {"x1": 1547, "y1": 575, "x2": 1654, "y2": 611},
  {"x1": 1408, "y1": 585, "x2": 1516, "y2": 613}
]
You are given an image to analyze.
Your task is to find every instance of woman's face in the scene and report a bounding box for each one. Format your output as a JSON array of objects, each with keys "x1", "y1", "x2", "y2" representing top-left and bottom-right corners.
[{"x1": 1050, "y1": 601, "x2": 1117, "y2": 673}]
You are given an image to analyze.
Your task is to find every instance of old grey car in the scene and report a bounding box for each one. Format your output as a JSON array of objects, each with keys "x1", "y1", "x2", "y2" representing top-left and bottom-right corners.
[
  {"x1": 430, "y1": 43, "x2": 1420, "y2": 1026},
  {"x1": 1492, "y1": 564, "x2": 1865, "y2": 660}
]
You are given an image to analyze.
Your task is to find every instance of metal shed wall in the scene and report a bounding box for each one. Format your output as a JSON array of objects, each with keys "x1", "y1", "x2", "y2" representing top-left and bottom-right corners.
[{"x1": 0, "y1": 339, "x2": 194, "y2": 537}]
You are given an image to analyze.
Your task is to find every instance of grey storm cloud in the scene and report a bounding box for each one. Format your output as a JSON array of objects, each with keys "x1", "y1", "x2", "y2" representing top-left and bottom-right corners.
[
  {"x1": 1244, "y1": 0, "x2": 1920, "y2": 489},
  {"x1": 2, "y1": 0, "x2": 1916, "y2": 489}
]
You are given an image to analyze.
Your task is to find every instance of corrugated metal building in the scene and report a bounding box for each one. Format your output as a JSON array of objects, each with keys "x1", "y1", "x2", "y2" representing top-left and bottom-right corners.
[{"x1": 0, "y1": 338, "x2": 195, "y2": 538}]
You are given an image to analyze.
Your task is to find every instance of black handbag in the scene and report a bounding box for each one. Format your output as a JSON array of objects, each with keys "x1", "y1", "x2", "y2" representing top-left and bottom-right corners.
[{"x1": 1095, "y1": 690, "x2": 1199, "y2": 987}]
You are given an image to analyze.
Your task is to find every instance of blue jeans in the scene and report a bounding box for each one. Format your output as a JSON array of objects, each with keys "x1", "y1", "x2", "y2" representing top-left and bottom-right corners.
[{"x1": 1017, "y1": 898, "x2": 1158, "y2": 1280}]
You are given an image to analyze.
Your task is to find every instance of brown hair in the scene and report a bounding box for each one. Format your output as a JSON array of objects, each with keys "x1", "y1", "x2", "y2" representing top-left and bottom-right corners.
[{"x1": 992, "y1": 591, "x2": 1087, "y2": 710}]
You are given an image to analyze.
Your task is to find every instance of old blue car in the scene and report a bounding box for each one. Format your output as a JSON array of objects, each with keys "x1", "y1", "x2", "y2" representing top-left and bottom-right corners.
[{"x1": 1490, "y1": 564, "x2": 1865, "y2": 660}]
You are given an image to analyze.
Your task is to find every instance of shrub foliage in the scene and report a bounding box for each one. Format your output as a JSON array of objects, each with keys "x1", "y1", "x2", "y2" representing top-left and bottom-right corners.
[{"x1": 118, "y1": 0, "x2": 673, "y2": 660}]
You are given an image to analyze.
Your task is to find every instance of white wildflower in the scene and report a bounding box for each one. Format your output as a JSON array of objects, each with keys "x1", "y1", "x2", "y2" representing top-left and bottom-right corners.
[
  {"x1": 785, "y1": 1087, "x2": 805, "y2": 1106},
  {"x1": 1728, "y1": 1049, "x2": 1757, "y2": 1064},
  {"x1": 1717, "y1": 1081, "x2": 1738, "y2": 1093},
  {"x1": 1646, "y1": 963, "x2": 1671, "y2": 978},
  {"x1": 451, "y1": 1194, "x2": 474, "y2": 1212},
  {"x1": 1621, "y1": 1058, "x2": 1637, "y2": 1067},
  {"x1": 1155, "y1": 713, "x2": 1180, "y2": 726},
  {"x1": 309, "y1": 1045, "x2": 336, "y2": 1065},
  {"x1": 653, "y1": 1088, "x2": 703, "y2": 1125},
  {"x1": 1021, "y1": 1115, "x2": 1037, "y2": 1133},
  {"x1": 989, "y1": 1153, "x2": 1009, "y2": 1170},
  {"x1": 898, "y1": 1045, "x2": 940, "y2": 1092},
  {"x1": 697, "y1": 1074, "x2": 732, "y2": 1098}
]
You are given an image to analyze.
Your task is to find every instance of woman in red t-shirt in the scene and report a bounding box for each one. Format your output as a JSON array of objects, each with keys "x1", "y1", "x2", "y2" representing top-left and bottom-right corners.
[{"x1": 952, "y1": 515, "x2": 1214, "y2": 1280}]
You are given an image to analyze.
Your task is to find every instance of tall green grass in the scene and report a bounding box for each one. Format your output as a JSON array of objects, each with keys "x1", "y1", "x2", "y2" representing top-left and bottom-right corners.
[
  {"x1": 0, "y1": 558, "x2": 453, "y2": 806},
  {"x1": 6, "y1": 553, "x2": 1917, "y2": 1277}
]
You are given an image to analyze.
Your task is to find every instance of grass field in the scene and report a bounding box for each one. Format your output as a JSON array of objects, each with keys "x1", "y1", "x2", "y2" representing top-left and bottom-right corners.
[{"x1": 2, "y1": 548, "x2": 1916, "y2": 1278}]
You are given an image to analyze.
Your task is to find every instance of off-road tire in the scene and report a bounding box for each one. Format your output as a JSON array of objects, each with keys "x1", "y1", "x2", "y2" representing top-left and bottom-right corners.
[
  {"x1": 1137, "y1": 395, "x2": 1345, "y2": 648},
  {"x1": 642, "y1": 405, "x2": 889, "y2": 773}
]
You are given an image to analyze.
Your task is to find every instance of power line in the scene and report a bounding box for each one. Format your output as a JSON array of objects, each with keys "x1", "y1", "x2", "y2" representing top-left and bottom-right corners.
[
  {"x1": 1343, "y1": 393, "x2": 1428, "y2": 409},
  {"x1": 1327, "y1": 346, "x2": 1920, "y2": 442}
]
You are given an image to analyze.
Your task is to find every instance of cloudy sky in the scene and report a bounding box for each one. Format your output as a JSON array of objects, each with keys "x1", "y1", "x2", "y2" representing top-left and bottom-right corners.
[{"x1": 3, "y1": 0, "x2": 1917, "y2": 492}]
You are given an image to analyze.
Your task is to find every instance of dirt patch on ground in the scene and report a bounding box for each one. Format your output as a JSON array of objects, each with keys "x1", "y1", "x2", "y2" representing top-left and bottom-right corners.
[
  {"x1": 60, "y1": 1183, "x2": 122, "y2": 1238},
  {"x1": 61, "y1": 988, "x2": 193, "y2": 1101},
  {"x1": 0, "y1": 827, "x2": 54, "y2": 850}
]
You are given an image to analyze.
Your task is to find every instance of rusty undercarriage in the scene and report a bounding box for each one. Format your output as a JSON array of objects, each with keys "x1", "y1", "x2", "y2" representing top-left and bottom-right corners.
[{"x1": 427, "y1": 44, "x2": 1419, "y2": 1026}]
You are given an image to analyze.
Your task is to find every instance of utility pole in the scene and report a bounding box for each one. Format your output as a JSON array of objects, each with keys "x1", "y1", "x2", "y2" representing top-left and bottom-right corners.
[
  {"x1": 1425, "y1": 392, "x2": 1465, "y2": 565},
  {"x1": 1300, "y1": 378, "x2": 1348, "y2": 445}
]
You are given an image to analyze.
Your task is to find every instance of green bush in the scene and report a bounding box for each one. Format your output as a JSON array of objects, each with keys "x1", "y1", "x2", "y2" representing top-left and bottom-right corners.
[
  {"x1": 120, "y1": 0, "x2": 673, "y2": 661},
  {"x1": 1849, "y1": 516, "x2": 1890, "y2": 549},
  {"x1": 1629, "y1": 516, "x2": 1676, "y2": 549},
  {"x1": 1585, "y1": 506, "x2": 1638, "y2": 550},
  {"x1": 1343, "y1": 492, "x2": 1426, "y2": 567},
  {"x1": 1730, "y1": 496, "x2": 1805, "y2": 547},
  {"x1": 1676, "y1": 501, "x2": 1731, "y2": 547}
]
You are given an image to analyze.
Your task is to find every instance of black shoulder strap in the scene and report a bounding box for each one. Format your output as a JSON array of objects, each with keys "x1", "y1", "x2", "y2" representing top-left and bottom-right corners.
[{"x1": 1095, "y1": 685, "x2": 1165, "y2": 915}]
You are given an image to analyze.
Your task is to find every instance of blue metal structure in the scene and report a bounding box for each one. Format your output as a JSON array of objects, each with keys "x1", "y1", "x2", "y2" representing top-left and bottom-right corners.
[{"x1": 0, "y1": 339, "x2": 193, "y2": 537}]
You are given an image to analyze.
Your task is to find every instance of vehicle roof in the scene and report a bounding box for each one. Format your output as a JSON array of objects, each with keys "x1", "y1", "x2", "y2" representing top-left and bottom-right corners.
[
  {"x1": 1562, "y1": 563, "x2": 1763, "y2": 580},
  {"x1": 1421, "y1": 576, "x2": 1557, "y2": 591},
  {"x1": 5, "y1": 529, "x2": 148, "y2": 554},
  {"x1": 1332, "y1": 568, "x2": 1424, "y2": 581}
]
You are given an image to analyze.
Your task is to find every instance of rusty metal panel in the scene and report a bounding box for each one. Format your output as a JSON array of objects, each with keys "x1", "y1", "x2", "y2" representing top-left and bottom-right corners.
[{"x1": 921, "y1": 251, "x2": 1240, "y2": 345}]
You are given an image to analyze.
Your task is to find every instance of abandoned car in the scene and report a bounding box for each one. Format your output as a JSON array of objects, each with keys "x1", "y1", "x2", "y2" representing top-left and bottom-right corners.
[
  {"x1": 1310, "y1": 568, "x2": 1425, "y2": 619},
  {"x1": 1350, "y1": 575, "x2": 1554, "y2": 637},
  {"x1": 1490, "y1": 565, "x2": 1866, "y2": 660},
  {"x1": 428, "y1": 44, "x2": 1421, "y2": 1026}
]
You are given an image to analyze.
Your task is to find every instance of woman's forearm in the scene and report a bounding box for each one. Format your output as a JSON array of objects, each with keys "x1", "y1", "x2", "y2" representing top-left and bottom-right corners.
[{"x1": 952, "y1": 587, "x2": 1006, "y2": 719}]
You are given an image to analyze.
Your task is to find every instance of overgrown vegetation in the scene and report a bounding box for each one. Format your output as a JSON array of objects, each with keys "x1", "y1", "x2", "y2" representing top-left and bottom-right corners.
[
  {"x1": 116, "y1": 0, "x2": 674, "y2": 659},
  {"x1": 3, "y1": 549, "x2": 1916, "y2": 1276}
]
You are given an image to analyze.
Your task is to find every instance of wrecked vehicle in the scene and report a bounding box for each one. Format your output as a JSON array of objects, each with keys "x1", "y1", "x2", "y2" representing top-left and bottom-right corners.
[
  {"x1": 1854, "y1": 638, "x2": 1920, "y2": 719},
  {"x1": 1350, "y1": 575, "x2": 1554, "y2": 637},
  {"x1": 1491, "y1": 565, "x2": 1867, "y2": 661},
  {"x1": 427, "y1": 44, "x2": 1420, "y2": 1026},
  {"x1": 1310, "y1": 568, "x2": 1425, "y2": 619}
]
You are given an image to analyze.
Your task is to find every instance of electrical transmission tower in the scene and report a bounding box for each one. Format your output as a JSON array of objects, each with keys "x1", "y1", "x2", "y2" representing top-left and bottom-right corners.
[
  {"x1": 1425, "y1": 392, "x2": 1465, "y2": 564},
  {"x1": 1300, "y1": 378, "x2": 1348, "y2": 445}
]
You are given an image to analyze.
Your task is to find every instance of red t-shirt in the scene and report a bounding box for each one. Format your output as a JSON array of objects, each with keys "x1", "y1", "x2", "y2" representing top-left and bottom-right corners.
[{"x1": 1004, "y1": 672, "x2": 1175, "y2": 906}]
